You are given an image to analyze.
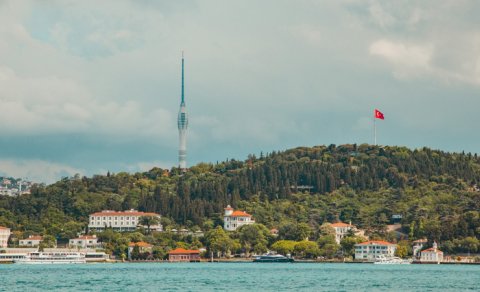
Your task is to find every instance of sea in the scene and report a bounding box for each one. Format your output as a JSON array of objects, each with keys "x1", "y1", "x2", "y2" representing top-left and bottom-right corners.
[{"x1": 1, "y1": 263, "x2": 479, "y2": 291}]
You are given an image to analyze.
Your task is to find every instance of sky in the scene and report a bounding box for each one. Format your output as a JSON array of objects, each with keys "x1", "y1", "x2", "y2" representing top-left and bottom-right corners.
[{"x1": 0, "y1": 0, "x2": 479, "y2": 183}]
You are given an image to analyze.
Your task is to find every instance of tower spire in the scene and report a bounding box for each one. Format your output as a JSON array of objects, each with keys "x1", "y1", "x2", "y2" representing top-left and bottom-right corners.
[{"x1": 181, "y1": 51, "x2": 185, "y2": 104}]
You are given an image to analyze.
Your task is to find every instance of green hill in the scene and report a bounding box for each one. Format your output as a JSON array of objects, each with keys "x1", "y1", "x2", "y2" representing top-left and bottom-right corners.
[{"x1": 0, "y1": 144, "x2": 479, "y2": 255}]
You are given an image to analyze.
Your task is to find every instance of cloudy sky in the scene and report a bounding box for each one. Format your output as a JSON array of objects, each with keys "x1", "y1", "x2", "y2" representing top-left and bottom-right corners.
[{"x1": 0, "y1": 0, "x2": 479, "y2": 183}]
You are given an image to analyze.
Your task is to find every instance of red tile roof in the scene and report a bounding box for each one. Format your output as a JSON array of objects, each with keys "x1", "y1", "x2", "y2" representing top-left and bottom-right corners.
[
  {"x1": 230, "y1": 210, "x2": 252, "y2": 217},
  {"x1": 330, "y1": 222, "x2": 352, "y2": 228},
  {"x1": 168, "y1": 248, "x2": 200, "y2": 255},
  {"x1": 0, "y1": 226, "x2": 10, "y2": 230},
  {"x1": 23, "y1": 235, "x2": 43, "y2": 241},
  {"x1": 72, "y1": 235, "x2": 97, "y2": 240},
  {"x1": 128, "y1": 241, "x2": 152, "y2": 248},
  {"x1": 357, "y1": 240, "x2": 395, "y2": 246},
  {"x1": 91, "y1": 210, "x2": 159, "y2": 217}
]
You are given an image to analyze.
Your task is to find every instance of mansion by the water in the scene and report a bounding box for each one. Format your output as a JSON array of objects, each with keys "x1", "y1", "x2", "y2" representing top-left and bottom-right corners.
[
  {"x1": 223, "y1": 205, "x2": 255, "y2": 231},
  {"x1": 88, "y1": 209, "x2": 162, "y2": 232}
]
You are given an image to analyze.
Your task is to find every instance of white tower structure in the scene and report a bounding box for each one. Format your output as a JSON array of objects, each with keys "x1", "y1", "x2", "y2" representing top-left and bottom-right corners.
[{"x1": 177, "y1": 52, "x2": 188, "y2": 170}]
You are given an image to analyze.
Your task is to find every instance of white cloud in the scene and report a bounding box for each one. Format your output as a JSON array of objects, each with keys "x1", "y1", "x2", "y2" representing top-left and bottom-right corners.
[
  {"x1": 370, "y1": 38, "x2": 480, "y2": 85},
  {"x1": 369, "y1": 39, "x2": 433, "y2": 78},
  {"x1": 0, "y1": 66, "x2": 175, "y2": 139}
]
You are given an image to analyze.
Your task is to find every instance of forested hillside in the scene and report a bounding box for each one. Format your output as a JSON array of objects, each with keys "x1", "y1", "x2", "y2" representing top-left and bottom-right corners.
[{"x1": 1, "y1": 144, "x2": 479, "y2": 254}]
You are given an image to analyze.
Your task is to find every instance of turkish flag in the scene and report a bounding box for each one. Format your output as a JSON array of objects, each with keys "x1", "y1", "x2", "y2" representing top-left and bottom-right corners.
[{"x1": 374, "y1": 109, "x2": 384, "y2": 120}]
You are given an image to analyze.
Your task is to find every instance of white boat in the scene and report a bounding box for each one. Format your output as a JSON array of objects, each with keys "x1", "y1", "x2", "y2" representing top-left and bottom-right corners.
[
  {"x1": 373, "y1": 255, "x2": 412, "y2": 264},
  {"x1": 14, "y1": 251, "x2": 86, "y2": 264}
]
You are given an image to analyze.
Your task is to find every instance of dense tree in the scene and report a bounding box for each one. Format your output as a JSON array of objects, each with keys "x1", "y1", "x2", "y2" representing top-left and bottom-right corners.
[
  {"x1": 340, "y1": 236, "x2": 366, "y2": 258},
  {"x1": 0, "y1": 145, "x2": 479, "y2": 256},
  {"x1": 294, "y1": 241, "x2": 320, "y2": 259},
  {"x1": 139, "y1": 216, "x2": 160, "y2": 234},
  {"x1": 317, "y1": 235, "x2": 339, "y2": 258},
  {"x1": 271, "y1": 240, "x2": 297, "y2": 255},
  {"x1": 204, "y1": 226, "x2": 236, "y2": 258},
  {"x1": 236, "y1": 224, "x2": 270, "y2": 256}
]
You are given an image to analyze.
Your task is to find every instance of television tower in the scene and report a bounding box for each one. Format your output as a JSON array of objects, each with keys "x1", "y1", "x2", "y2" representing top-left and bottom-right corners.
[{"x1": 177, "y1": 52, "x2": 188, "y2": 170}]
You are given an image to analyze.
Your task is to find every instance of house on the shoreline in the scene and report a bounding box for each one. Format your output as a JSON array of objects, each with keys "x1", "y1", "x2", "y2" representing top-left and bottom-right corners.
[
  {"x1": 88, "y1": 209, "x2": 162, "y2": 232},
  {"x1": 168, "y1": 248, "x2": 200, "y2": 262},
  {"x1": 420, "y1": 241, "x2": 443, "y2": 264},
  {"x1": 19, "y1": 235, "x2": 44, "y2": 247},
  {"x1": 354, "y1": 240, "x2": 397, "y2": 261},
  {"x1": 69, "y1": 235, "x2": 101, "y2": 249},
  {"x1": 223, "y1": 205, "x2": 255, "y2": 231},
  {"x1": 127, "y1": 241, "x2": 153, "y2": 260}
]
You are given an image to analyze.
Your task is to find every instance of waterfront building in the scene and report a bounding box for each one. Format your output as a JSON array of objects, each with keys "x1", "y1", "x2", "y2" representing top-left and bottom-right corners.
[
  {"x1": 330, "y1": 222, "x2": 354, "y2": 244},
  {"x1": 168, "y1": 248, "x2": 200, "y2": 262},
  {"x1": 88, "y1": 210, "x2": 162, "y2": 232},
  {"x1": 420, "y1": 241, "x2": 443, "y2": 264},
  {"x1": 19, "y1": 235, "x2": 44, "y2": 247},
  {"x1": 412, "y1": 238, "x2": 428, "y2": 258},
  {"x1": 127, "y1": 241, "x2": 153, "y2": 259},
  {"x1": 354, "y1": 240, "x2": 397, "y2": 261},
  {"x1": 69, "y1": 235, "x2": 100, "y2": 249},
  {"x1": 223, "y1": 205, "x2": 255, "y2": 231},
  {"x1": 177, "y1": 52, "x2": 189, "y2": 171},
  {"x1": 0, "y1": 226, "x2": 10, "y2": 248}
]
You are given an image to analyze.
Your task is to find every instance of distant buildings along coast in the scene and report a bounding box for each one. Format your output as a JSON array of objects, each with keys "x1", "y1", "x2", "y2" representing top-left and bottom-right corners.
[{"x1": 0, "y1": 177, "x2": 33, "y2": 196}]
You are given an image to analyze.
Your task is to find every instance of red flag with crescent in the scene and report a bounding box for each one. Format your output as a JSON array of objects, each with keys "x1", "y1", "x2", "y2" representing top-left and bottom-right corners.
[{"x1": 374, "y1": 109, "x2": 384, "y2": 120}]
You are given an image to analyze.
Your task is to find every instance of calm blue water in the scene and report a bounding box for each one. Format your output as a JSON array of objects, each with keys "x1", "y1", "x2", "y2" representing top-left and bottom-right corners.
[{"x1": 0, "y1": 263, "x2": 479, "y2": 291}]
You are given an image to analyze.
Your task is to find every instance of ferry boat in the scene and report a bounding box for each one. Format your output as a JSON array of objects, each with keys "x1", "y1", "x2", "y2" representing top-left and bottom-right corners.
[
  {"x1": 253, "y1": 253, "x2": 294, "y2": 263},
  {"x1": 14, "y1": 251, "x2": 86, "y2": 264}
]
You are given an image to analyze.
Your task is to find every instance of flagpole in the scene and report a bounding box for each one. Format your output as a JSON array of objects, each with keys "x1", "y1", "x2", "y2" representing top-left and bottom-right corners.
[{"x1": 374, "y1": 114, "x2": 377, "y2": 146}]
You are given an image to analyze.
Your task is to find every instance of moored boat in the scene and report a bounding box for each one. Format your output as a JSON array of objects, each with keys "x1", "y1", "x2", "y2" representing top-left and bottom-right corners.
[
  {"x1": 253, "y1": 253, "x2": 294, "y2": 263},
  {"x1": 14, "y1": 251, "x2": 86, "y2": 264},
  {"x1": 373, "y1": 255, "x2": 412, "y2": 264}
]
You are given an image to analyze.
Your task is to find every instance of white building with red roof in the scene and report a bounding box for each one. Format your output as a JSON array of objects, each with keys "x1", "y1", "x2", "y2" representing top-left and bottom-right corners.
[
  {"x1": 88, "y1": 209, "x2": 162, "y2": 232},
  {"x1": 19, "y1": 235, "x2": 44, "y2": 247},
  {"x1": 420, "y1": 241, "x2": 443, "y2": 264},
  {"x1": 354, "y1": 240, "x2": 397, "y2": 261},
  {"x1": 0, "y1": 226, "x2": 10, "y2": 248},
  {"x1": 330, "y1": 222, "x2": 354, "y2": 244},
  {"x1": 223, "y1": 205, "x2": 255, "y2": 231},
  {"x1": 69, "y1": 235, "x2": 100, "y2": 249}
]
